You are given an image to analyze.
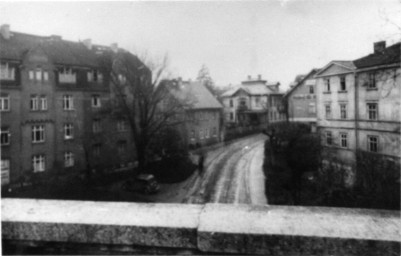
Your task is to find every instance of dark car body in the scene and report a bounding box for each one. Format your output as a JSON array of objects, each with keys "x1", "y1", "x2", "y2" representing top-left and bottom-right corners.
[{"x1": 122, "y1": 174, "x2": 160, "y2": 194}]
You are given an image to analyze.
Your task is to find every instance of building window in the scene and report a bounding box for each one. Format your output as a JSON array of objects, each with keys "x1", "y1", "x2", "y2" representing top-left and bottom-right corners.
[
  {"x1": 117, "y1": 120, "x2": 128, "y2": 132},
  {"x1": 205, "y1": 128, "x2": 209, "y2": 138},
  {"x1": 230, "y1": 112, "x2": 234, "y2": 121},
  {"x1": 367, "y1": 136, "x2": 379, "y2": 152},
  {"x1": 0, "y1": 63, "x2": 15, "y2": 80},
  {"x1": 325, "y1": 104, "x2": 331, "y2": 119},
  {"x1": 368, "y1": 72, "x2": 376, "y2": 89},
  {"x1": 1, "y1": 127, "x2": 10, "y2": 146},
  {"x1": 190, "y1": 130, "x2": 195, "y2": 140},
  {"x1": 32, "y1": 155, "x2": 45, "y2": 172},
  {"x1": 229, "y1": 99, "x2": 233, "y2": 107},
  {"x1": 324, "y1": 78, "x2": 331, "y2": 92},
  {"x1": 367, "y1": 103, "x2": 378, "y2": 120},
  {"x1": 1, "y1": 159, "x2": 10, "y2": 185},
  {"x1": 93, "y1": 119, "x2": 101, "y2": 133},
  {"x1": 0, "y1": 94, "x2": 10, "y2": 111},
  {"x1": 63, "y1": 95, "x2": 74, "y2": 110},
  {"x1": 58, "y1": 67, "x2": 76, "y2": 84},
  {"x1": 40, "y1": 96, "x2": 48, "y2": 110},
  {"x1": 309, "y1": 85, "x2": 314, "y2": 94},
  {"x1": 213, "y1": 127, "x2": 217, "y2": 137},
  {"x1": 308, "y1": 102, "x2": 316, "y2": 114},
  {"x1": 340, "y1": 104, "x2": 347, "y2": 119},
  {"x1": 340, "y1": 76, "x2": 346, "y2": 91},
  {"x1": 88, "y1": 69, "x2": 103, "y2": 83},
  {"x1": 92, "y1": 95, "x2": 101, "y2": 108},
  {"x1": 117, "y1": 141, "x2": 127, "y2": 154},
  {"x1": 64, "y1": 152, "x2": 74, "y2": 167},
  {"x1": 326, "y1": 131, "x2": 333, "y2": 145},
  {"x1": 35, "y1": 69, "x2": 42, "y2": 81},
  {"x1": 29, "y1": 70, "x2": 34, "y2": 80},
  {"x1": 30, "y1": 95, "x2": 39, "y2": 111},
  {"x1": 32, "y1": 125, "x2": 45, "y2": 143},
  {"x1": 43, "y1": 71, "x2": 49, "y2": 81},
  {"x1": 199, "y1": 129, "x2": 204, "y2": 139},
  {"x1": 93, "y1": 143, "x2": 101, "y2": 157},
  {"x1": 64, "y1": 124, "x2": 74, "y2": 140},
  {"x1": 340, "y1": 133, "x2": 348, "y2": 148}
]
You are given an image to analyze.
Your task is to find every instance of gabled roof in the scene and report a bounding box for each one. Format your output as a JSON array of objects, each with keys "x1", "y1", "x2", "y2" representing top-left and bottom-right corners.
[
  {"x1": 0, "y1": 31, "x2": 101, "y2": 67},
  {"x1": 314, "y1": 60, "x2": 356, "y2": 77},
  {"x1": 221, "y1": 82, "x2": 281, "y2": 97},
  {"x1": 168, "y1": 80, "x2": 223, "y2": 110},
  {"x1": 284, "y1": 68, "x2": 319, "y2": 98},
  {"x1": 353, "y1": 42, "x2": 400, "y2": 69}
]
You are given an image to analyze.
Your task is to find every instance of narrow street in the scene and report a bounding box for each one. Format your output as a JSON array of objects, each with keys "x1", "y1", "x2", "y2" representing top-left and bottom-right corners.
[{"x1": 183, "y1": 134, "x2": 268, "y2": 205}]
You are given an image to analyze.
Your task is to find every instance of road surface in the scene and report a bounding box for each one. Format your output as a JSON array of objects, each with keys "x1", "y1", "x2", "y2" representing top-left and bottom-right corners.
[{"x1": 183, "y1": 134, "x2": 268, "y2": 205}]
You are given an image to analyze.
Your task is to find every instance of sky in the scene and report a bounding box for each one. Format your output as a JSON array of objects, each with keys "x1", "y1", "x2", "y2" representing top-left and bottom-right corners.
[{"x1": 0, "y1": 0, "x2": 400, "y2": 90}]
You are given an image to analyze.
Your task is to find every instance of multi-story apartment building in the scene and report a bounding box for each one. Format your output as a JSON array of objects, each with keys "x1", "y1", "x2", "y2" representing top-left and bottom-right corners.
[
  {"x1": 315, "y1": 41, "x2": 400, "y2": 180},
  {"x1": 353, "y1": 41, "x2": 400, "y2": 162},
  {"x1": 284, "y1": 69, "x2": 319, "y2": 127},
  {"x1": 0, "y1": 24, "x2": 138, "y2": 186},
  {"x1": 221, "y1": 75, "x2": 285, "y2": 127},
  {"x1": 162, "y1": 79, "x2": 224, "y2": 148}
]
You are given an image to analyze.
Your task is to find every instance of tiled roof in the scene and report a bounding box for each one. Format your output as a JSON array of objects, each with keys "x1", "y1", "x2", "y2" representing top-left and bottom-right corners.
[
  {"x1": 353, "y1": 42, "x2": 400, "y2": 69},
  {"x1": 221, "y1": 82, "x2": 281, "y2": 97},
  {"x1": 0, "y1": 31, "x2": 100, "y2": 67},
  {"x1": 171, "y1": 81, "x2": 223, "y2": 110}
]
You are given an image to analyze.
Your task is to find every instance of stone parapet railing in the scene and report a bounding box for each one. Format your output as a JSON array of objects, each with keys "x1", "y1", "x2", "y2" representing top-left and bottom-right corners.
[{"x1": 2, "y1": 199, "x2": 400, "y2": 255}]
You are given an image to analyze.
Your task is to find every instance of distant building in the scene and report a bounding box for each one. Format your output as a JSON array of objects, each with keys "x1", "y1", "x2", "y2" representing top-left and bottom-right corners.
[
  {"x1": 0, "y1": 24, "x2": 140, "y2": 186},
  {"x1": 284, "y1": 69, "x2": 319, "y2": 127},
  {"x1": 162, "y1": 79, "x2": 224, "y2": 148},
  {"x1": 315, "y1": 41, "x2": 400, "y2": 181},
  {"x1": 221, "y1": 75, "x2": 285, "y2": 128}
]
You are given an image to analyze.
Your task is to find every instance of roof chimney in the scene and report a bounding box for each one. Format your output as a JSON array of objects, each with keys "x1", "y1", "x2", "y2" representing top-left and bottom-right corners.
[
  {"x1": 374, "y1": 41, "x2": 386, "y2": 54},
  {"x1": 248, "y1": 75, "x2": 251, "y2": 80},
  {"x1": 1, "y1": 24, "x2": 10, "y2": 40},
  {"x1": 110, "y1": 43, "x2": 118, "y2": 53},
  {"x1": 83, "y1": 38, "x2": 92, "y2": 50},
  {"x1": 258, "y1": 74, "x2": 262, "y2": 80}
]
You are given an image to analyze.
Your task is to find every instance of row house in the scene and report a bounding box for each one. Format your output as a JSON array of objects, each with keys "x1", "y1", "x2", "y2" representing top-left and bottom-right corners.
[
  {"x1": 221, "y1": 75, "x2": 285, "y2": 128},
  {"x1": 0, "y1": 24, "x2": 139, "y2": 186},
  {"x1": 315, "y1": 41, "x2": 400, "y2": 180},
  {"x1": 284, "y1": 69, "x2": 319, "y2": 130}
]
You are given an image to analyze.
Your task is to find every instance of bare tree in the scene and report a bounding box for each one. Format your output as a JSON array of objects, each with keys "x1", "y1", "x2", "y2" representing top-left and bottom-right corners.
[{"x1": 103, "y1": 51, "x2": 193, "y2": 171}]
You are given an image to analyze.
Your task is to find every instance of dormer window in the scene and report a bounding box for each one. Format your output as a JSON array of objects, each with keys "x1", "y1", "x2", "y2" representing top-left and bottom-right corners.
[
  {"x1": 88, "y1": 69, "x2": 103, "y2": 83},
  {"x1": 0, "y1": 63, "x2": 15, "y2": 81},
  {"x1": 58, "y1": 67, "x2": 76, "y2": 84}
]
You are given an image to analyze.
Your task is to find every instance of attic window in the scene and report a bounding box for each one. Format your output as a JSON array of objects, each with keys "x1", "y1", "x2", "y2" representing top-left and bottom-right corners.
[
  {"x1": 88, "y1": 69, "x2": 103, "y2": 83},
  {"x1": 58, "y1": 67, "x2": 76, "y2": 84},
  {"x1": 0, "y1": 63, "x2": 15, "y2": 81}
]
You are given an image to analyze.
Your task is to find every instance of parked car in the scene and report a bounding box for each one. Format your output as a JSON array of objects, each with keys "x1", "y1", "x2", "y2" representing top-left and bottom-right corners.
[{"x1": 122, "y1": 174, "x2": 160, "y2": 194}]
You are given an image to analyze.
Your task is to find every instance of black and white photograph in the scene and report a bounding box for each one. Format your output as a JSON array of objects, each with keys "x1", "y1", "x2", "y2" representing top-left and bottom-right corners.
[{"x1": 0, "y1": 0, "x2": 400, "y2": 255}]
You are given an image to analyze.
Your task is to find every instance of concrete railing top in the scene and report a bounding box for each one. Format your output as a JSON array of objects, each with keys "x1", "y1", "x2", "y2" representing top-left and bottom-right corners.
[{"x1": 2, "y1": 199, "x2": 400, "y2": 254}]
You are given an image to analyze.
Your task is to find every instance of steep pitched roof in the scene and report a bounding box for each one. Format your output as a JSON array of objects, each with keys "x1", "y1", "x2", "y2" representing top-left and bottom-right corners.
[
  {"x1": 353, "y1": 42, "x2": 400, "y2": 69},
  {"x1": 284, "y1": 68, "x2": 319, "y2": 98},
  {"x1": 0, "y1": 31, "x2": 100, "y2": 67},
  {"x1": 169, "y1": 81, "x2": 223, "y2": 110}
]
